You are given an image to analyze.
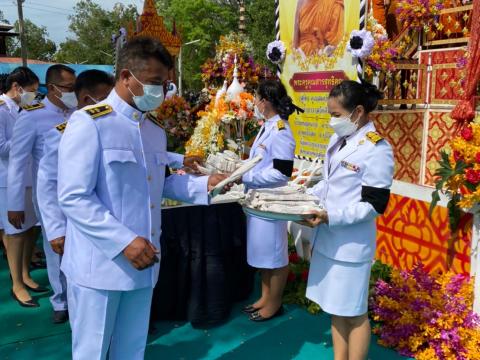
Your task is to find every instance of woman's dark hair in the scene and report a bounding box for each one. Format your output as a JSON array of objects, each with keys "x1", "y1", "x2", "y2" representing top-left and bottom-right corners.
[
  {"x1": 329, "y1": 79, "x2": 383, "y2": 114},
  {"x1": 0, "y1": 73, "x2": 8, "y2": 94},
  {"x1": 257, "y1": 79, "x2": 301, "y2": 120},
  {"x1": 3, "y1": 67, "x2": 40, "y2": 93}
]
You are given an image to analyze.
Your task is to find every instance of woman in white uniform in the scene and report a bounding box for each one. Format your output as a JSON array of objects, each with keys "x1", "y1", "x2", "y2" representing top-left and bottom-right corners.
[
  {"x1": 301, "y1": 80, "x2": 394, "y2": 359},
  {"x1": 242, "y1": 80, "x2": 297, "y2": 321},
  {"x1": 0, "y1": 67, "x2": 45, "y2": 308}
]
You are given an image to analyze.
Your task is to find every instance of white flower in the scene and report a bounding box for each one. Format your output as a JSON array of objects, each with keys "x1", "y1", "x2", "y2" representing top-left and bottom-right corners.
[
  {"x1": 347, "y1": 30, "x2": 375, "y2": 59},
  {"x1": 266, "y1": 40, "x2": 286, "y2": 64}
]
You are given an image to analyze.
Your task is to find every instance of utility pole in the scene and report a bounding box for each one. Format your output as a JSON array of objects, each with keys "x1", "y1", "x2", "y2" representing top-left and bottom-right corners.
[
  {"x1": 178, "y1": 39, "x2": 200, "y2": 96},
  {"x1": 17, "y1": 0, "x2": 27, "y2": 66}
]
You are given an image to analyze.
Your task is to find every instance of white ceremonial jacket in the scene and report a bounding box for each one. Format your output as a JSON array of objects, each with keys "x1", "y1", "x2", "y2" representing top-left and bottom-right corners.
[
  {"x1": 0, "y1": 95, "x2": 33, "y2": 188},
  {"x1": 37, "y1": 120, "x2": 185, "y2": 243},
  {"x1": 308, "y1": 121, "x2": 394, "y2": 263},
  {"x1": 242, "y1": 115, "x2": 296, "y2": 189},
  {"x1": 7, "y1": 97, "x2": 71, "y2": 211},
  {"x1": 57, "y1": 90, "x2": 209, "y2": 291}
]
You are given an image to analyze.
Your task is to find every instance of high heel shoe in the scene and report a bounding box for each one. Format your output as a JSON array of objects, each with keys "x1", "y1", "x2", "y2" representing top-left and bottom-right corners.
[
  {"x1": 11, "y1": 289, "x2": 39, "y2": 308},
  {"x1": 242, "y1": 304, "x2": 261, "y2": 314},
  {"x1": 25, "y1": 284, "x2": 50, "y2": 293},
  {"x1": 249, "y1": 306, "x2": 284, "y2": 322}
]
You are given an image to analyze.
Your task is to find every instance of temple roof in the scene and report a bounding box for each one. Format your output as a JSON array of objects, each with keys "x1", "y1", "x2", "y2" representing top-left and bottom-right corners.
[{"x1": 128, "y1": 0, "x2": 182, "y2": 56}]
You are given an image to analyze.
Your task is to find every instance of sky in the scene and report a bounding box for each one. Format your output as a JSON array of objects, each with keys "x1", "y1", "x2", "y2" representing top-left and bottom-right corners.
[{"x1": 0, "y1": 0, "x2": 143, "y2": 44}]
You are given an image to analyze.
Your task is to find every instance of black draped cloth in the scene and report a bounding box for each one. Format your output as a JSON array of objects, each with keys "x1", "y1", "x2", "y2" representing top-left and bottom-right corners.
[{"x1": 151, "y1": 203, "x2": 255, "y2": 327}]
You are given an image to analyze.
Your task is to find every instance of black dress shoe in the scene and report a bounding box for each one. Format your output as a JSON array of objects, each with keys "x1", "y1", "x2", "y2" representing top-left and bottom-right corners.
[
  {"x1": 53, "y1": 310, "x2": 69, "y2": 324},
  {"x1": 242, "y1": 304, "x2": 261, "y2": 314},
  {"x1": 10, "y1": 289, "x2": 39, "y2": 308},
  {"x1": 249, "y1": 306, "x2": 285, "y2": 322},
  {"x1": 25, "y1": 284, "x2": 50, "y2": 293}
]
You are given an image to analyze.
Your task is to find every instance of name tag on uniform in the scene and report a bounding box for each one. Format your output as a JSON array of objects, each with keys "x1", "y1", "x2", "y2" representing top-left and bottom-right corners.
[{"x1": 341, "y1": 161, "x2": 360, "y2": 173}]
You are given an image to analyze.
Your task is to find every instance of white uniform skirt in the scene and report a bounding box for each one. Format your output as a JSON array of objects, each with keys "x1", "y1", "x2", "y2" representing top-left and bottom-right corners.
[
  {"x1": 246, "y1": 215, "x2": 288, "y2": 269},
  {"x1": 306, "y1": 251, "x2": 372, "y2": 317},
  {"x1": 0, "y1": 187, "x2": 38, "y2": 235}
]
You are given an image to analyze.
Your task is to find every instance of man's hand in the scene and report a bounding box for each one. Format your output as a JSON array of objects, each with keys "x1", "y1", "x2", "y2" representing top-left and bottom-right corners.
[
  {"x1": 123, "y1": 237, "x2": 159, "y2": 270},
  {"x1": 296, "y1": 210, "x2": 329, "y2": 228},
  {"x1": 208, "y1": 173, "x2": 235, "y2": 194},
  {"x1": 50, "y1": 236, "x2": 65, "y2": 255},
  {"x1": 8, "y1": 211, "x2": 25, "y2": 230},
  {"x1": 184, "y1": 156, "x2": 204, "y2": 174}
]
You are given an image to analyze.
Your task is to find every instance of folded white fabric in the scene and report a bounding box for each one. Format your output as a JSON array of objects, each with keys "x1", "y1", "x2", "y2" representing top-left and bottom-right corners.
[{"x1": 242, "y1": 186, "x2": 323, "y2": 215}]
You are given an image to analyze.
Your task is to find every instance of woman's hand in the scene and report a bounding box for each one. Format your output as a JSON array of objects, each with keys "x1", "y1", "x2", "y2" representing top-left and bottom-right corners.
[{"x1": 297, "y1": 210, "x2": 329, "y2": 228}]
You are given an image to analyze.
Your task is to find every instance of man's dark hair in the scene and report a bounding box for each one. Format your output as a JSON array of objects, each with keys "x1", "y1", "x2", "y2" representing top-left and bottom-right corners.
[
  {"x1": 1, "y1": 67, "x2": 39, "y2": 93},
  {"x1": 74, "y1": 70, "x2": 115, "y2": 97},
  {"x1": 45, "y1": 64, "x2": 75, "y2": 85},
  {"x1": 116, "y1": 36, "x2": 174, "y2": 80}
]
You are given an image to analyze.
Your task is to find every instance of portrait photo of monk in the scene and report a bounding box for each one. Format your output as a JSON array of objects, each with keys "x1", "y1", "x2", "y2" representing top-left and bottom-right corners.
[{"x1": 293, "y1": 0, "x2": 345, "y2": 57}]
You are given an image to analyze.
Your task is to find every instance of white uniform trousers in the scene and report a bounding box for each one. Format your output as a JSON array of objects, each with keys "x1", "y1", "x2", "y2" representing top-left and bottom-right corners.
[
  {"x1": 33, "y1": 192, "x2": 67, "y2": 311},
  {"x1": 67, "y1": 280, "x2": 153, "y2": 360}
]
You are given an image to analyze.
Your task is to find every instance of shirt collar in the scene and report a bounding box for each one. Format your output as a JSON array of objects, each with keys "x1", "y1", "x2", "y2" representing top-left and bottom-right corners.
[
  {"x1": 344, "y1": 120, "x2": 374, "y2": 144},
  {"x1": 0, "y1": 94, "x2": 19, "y2": 113},
  {"x1": 265, "y1": 114, "x2": 282, "y2": 128},
  {"x1": 43, "y1": 96, "x2": 73, "y2": 117},
  {"x1": 107, "y1": 90, "x2": 144, "y2": 123}
]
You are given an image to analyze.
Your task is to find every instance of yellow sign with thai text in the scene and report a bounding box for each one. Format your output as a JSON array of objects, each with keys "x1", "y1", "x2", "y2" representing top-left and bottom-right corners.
[{"x1": 279, "y1": 0, "x2": 359, "y2": 159}]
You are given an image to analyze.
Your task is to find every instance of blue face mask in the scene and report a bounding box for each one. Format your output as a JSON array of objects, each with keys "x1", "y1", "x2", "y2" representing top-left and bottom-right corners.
[{"x1": 128, "y1": 71, "x2": 165, "y2": 111}]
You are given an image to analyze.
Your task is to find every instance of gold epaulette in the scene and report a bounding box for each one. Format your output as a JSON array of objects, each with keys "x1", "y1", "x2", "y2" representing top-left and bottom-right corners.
[
  {"x1": 277, "y1": 120, "x2": 286, "y2": 130},
  {"x1": 146, "y1": 112, "x2": 164, "y2": 128},
  {"x1": 84, "y1": 104, "x2": 112, "y2": 119},
  {"x1": 0, "y1": 99, "x2": 5, "y2": 106},
  {"x1": 366, "y1": 131, "x2": 384, "y2": 145},
  {"x1": 56, "y1": 121, "x2": 67, "y2": 133},
  {"x1": 22, "y1": 103, "x2": 45, "y2": 111}
]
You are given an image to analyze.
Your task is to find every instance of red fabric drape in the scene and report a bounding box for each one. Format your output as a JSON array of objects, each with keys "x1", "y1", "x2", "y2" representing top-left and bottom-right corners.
[{"x1": 451, "y1": 0, "x2": 480, "y2": 123}]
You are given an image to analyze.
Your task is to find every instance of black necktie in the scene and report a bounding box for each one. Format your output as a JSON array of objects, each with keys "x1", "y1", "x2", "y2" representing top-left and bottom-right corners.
[
  {"x1": 338, "y1": 138, "x2": 347, "y2": 151},
  {"x1": 257, "y1": 126, "x2": 265, "y2": 140}
]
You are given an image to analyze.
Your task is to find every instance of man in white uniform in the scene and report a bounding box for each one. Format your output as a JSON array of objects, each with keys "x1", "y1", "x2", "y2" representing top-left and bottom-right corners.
[
  {"x1": 7, "y1": 64, "x2": 77, "y2": 323},
  {"x1": 57, "y1": 37, "x2": 227, "y2": 359},
  {"x1": 37, "y1": 69, "x2": 115, "y2": 256}
]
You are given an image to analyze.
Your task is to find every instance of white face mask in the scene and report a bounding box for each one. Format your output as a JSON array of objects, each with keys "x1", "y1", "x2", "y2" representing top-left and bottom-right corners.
[
  {"x1": 329, "y1": 111, "x2": 358, "y2": 137},
  {"x1": 19, "y1": 88, "x2": 36, "y2": 107},
  {"x1": 53, "y1": 85, "x2": 78, "y2": 109},
  {"x1": 128, "y1": 71, "x2": 164, "y2": 112},
  {"x1": 254, "y1": 100, "x2": 265, "y2": 120}
]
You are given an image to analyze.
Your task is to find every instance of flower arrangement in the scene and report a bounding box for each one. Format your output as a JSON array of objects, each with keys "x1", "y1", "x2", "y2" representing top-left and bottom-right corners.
[
  {"x1": 362, "y1": 12, "x2": 400, "y2": 77},
  {"x1": 430, "y1": 122, "x2": 480, "y2": 230},
  {"x1": 371, "y1": 263, "x2": 480, "y2": 359},
  {"x1": 152, "y1": 95, "x2": 195, "y2": 153},
  {"x1": 184, "y1": 91, "x2": 259, "y2": 158},
  {"x1": 395, "y1": 0, "x2": 444, "y2": 32},
  {"x1": 184, "y1": 107, "x2": 224, "y2": 158},
  {"x1": 201, "y1": 33, "x2": 271, "y2": 89},
  {"x1": 266, "y1": 40, "x2": 286, "y2": 65}
]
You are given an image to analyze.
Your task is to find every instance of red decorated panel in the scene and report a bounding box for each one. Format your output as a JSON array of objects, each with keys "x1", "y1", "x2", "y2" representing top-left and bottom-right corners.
[
  {"x1": 424, "y1": 111, "x2": 459, "y2": 186},
  {"x1": 372, "y1": 111, "x2": 424, "y2": 185},
  {"x1": 376, "y1": 194, "x2": 472, "y2": 275},
  {"x1": 418, "y1": 48, "x2": 466, "y2": 104}
]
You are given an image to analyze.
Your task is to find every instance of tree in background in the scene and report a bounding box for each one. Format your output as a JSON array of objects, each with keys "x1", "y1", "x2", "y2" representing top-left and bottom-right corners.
[
  {"x1": 155, "y1": 0, "x2": 275, "y2": 91},
  {"x1": 8, "y1": 19, "x2": 56, "y2": 61},
  {"x1": 55, "y1": 0, "x2": 136, "y2": 64}
]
